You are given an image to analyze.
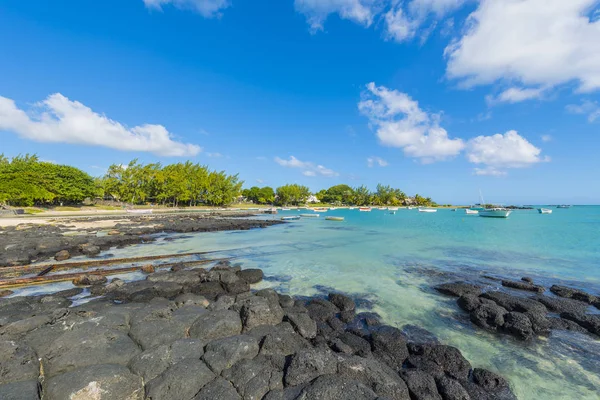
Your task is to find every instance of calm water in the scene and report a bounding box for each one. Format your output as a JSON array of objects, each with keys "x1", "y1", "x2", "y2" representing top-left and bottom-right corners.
[{"x1": 18, "y1": 206, "x2": 600, "y2": 399}]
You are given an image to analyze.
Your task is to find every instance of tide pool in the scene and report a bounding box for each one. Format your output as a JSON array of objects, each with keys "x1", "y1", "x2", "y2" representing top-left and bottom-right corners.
[{"x1": 93, "y1": 206, "x2": 600, "y2": 399}]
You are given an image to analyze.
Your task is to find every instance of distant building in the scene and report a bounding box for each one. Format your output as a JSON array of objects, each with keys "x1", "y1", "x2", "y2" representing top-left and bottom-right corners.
[{"x1": 307, "y1": 195, "x2": 319, "y2": 203}]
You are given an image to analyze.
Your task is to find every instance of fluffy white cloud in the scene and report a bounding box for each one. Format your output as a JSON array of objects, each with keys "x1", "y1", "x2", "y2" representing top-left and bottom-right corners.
[
  {"x1": 566, "y1": 100, "x2": 600, "y2": 122},
  {"x1": 359, "y1": 82, "x2": 465, "y2": 162},
  {"x1": 446, "y1": 0, "x2": 600, "y2": 98},
  {"x1": 143, "y1": 0, "x2": 229, "y2": 18},
  {"x1": 294, "y1": 0, "x2": 378, "y2": 32},
  {"x1": 466, "y1": 130, "x2": 548, "y2": 175},
  {"x1": 541, "y1": 134, "x2": 553, "y2": 142},
  {"x1": 367, "y1": 156, "x2": 389, "y2": 167},
  {"x1": 486, "y1": 87, "x2": 545, "y2": 105},
  {"x1": 0, "y1": 93, "x2": 201, "y2": 157},
  {"x1": 275, "y1": 156, "x2": 339, "y2": 177}
]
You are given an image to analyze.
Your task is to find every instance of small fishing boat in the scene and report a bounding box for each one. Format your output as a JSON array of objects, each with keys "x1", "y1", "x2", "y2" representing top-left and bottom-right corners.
[
  {"x1": 557, "y1": 205, "x2": 571, "y2": 209},
  {"x1": 359, "y1": 207, "x2": 372, "y2": 212},
  {"x1": 264, "y1": 208, "x2": 278, "y2": 214},
  {"x1": 126, "y1": 209, "x2": 153, "y2": 214},
  {"x1": 465, "y1": 209, "x2": 479, "y2": 215},
  {"x1": 407, "y1": 206, "x2": 415, "y2": 210},
  {"x1": 282, "y1": 208, "x2": 291, "y2": 211},
  {"x1": 538, "y1": 208, "x2": 553, "y2": 214},
  {"x1": 281, "y1": 216, "x2": 301, "y2": 221},
  {"x1": 349, "y1": 207, "x2": 356, "y2": 210},
  {"x1": 325, "y1": 216, "x2": 344, "y2": 221},
  {"x1": 313, "y1": 208, "x2": 328, "y2": 212},
  {"x1": 418, "y1": 208, "x2": 437, "y2": 213},
  {"x1": 388, "y1": 207, "x2": 399, "y2": 211},
  {"x1": 479, "y1": 208, "x2": 512, "y2": 218},
  {"x1": 300, "y1": 213, "x2": 319, "y2": 218},
  {"x1": 378, "y1": 207, "x2": 387, "y2": 210},
  {"x1": 329, "y1": 207, "x2": 337, "y2": 210}
]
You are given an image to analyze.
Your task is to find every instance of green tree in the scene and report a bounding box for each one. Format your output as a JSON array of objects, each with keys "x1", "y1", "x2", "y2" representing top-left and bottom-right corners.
[{"x1": 276, "y1": 184, "x2": 310, "y2": 206}]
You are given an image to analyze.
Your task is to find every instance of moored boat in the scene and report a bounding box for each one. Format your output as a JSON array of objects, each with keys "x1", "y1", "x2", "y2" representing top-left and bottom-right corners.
[
  {"x1": 281, "y1": 216, "x2": 301, "y2": 221},
  {"x1": 329, "y1": 207, "x2": 337, "y2": 210},
  {"x1": 359, "y1": 207, "x2": 372, "y2": 212},
  {"x1": 465, "y1": 209, "x2": 479, "y2": 215},
  {"x1": 126, "y1": 209, "x2": 153, "y2": 214},
  {"x1": 264, "y1": 208, "x2": 278, "y2": 214},
  {"x1": 325, "y1": 216, "x2": 344, "y2": 221},
  {"x1": 538, "y1": 208, "x2": 552, "y2": 214},
  {"x1": 313, "y1": 208, "x2": 328, "y2": 212},
  {"x1": 418, "y1": 208, "x2": 437, "y2": 213},
  {"x1": 479, "y1": 208, "x2": 512, "y2": 218},
  {"x1": 388, "y1": 207, "x2": 399, "y2": 211},
  {"x1": 557, "y1": 205, "x2": 571, "y2": 209},
  {"x1": 300, "y1": 213, "x2": 319, "y2": 218}
]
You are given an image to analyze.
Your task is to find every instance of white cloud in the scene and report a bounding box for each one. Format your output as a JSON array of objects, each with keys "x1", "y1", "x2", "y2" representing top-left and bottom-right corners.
[
  {"x1": 275, "y1": 156, "x2": 339, "y2": 177},
  {"x1": 541, "y1": 134, "x2": 553, "y2": 142},
  {"x1": 207, "y1": 152, "x2": 223, "y2": 158},
  {"x1": 294, "y1": 0, "x2": 378, "y2": 32},
  {"x1": 143, "y1": 0, "x2": 230, "y2": 18},
  {"x1": 566, "y1": 100, "x2": 600, "y2": 122},
  {"x1": 367, "y1": 156, "x2": 389, "y2": 167},
  {"x1": 446, "y1": 0, "x2": 600, "y2": 98},
  {"x1": 359, "y1": 82, "x2": 465, "y2": 162},
  {"x1": 0, "y1": 93, "x2": 201, "y2": 157},
  {"x1": 466, "y1": 130, "x2": 548, "y2": 175},
  {"x1": 486, "y1": 87, "x2": 546, "y2": 105},
  {"x1": 256, "y1": 179, "x2": 264, "y2": 184}
]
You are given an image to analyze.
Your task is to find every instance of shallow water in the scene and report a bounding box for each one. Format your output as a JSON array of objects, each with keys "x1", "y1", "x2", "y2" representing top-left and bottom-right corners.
[{"x1": 15, "y1": 207, "x2": 600, "y2": 399}]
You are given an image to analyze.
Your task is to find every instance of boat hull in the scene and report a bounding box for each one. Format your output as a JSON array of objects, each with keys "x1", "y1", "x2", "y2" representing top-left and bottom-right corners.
[
  {"x1": 300, "y1": 214, "x2": 319, "y2": 218},
  {"x1": 418, "y1": 208, "x2": 437, "y2": 213},
  {"x1": 325, "y1": 217, "x2": 344, "y2": 221},
  {"x1": 479, "y1": 210, "x2": 512, "y2": 218}
]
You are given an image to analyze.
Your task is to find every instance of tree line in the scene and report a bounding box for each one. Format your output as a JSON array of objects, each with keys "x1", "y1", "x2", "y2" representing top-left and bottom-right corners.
[{"x1": 0, "y1": 155, "x2": 436, "y2": 208}]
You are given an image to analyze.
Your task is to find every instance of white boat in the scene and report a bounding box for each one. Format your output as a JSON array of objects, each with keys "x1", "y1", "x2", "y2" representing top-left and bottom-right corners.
[
  {"x1": 281, "y1": 216, "x2": 301, "y2": 221},
  {"x1": 407, "y1": 206, "x2": 415, "y2": 210},
  {"x1": 378, "y1": 207, "x2": 387, "y2": 210},
  {"x1": 325, "y1": 216, "x2": 344, "y2": 221},
  {"x1": 479, "y1": 208, "x2": 512, "y2": 218},
  {"x1": 388, "y1": 207, "x2": 399, "y2": 211},
  {"x1": 126, "y1": 209, "x2": 153, "y2": 214},
  {"x1": 465, "y1": 209, "x2": 479, "y2": 215},
  {"x1": 349, "y1": 207, "x2": 356, "y2": 210},
  {"x1": 557, "y1": 205, "x2": 571, "y2": 209},
  {"x1": 418, "y1": 208, "x2": 437, "y2": 213},
  {"x1": 300, "y1": 213, "x2": 319, "y2": 218},
  {"x1": 313, "y1": 208, "x2": 328, "y2": 213},
  {"x1": 329, "y1": 207, "x2": 337, "y2": 210},
  {"x1": 282, "y1": 208, "x2": 291, "y2": 211},
  {"x1": 538, "y1": 208, "x2": 552, "y2": 214},
  {"x1": 264, "y1": 208, "x2": 278, "y2": 214},
  {"x1": 359, "y1": 207, "x2": 372, "y2": 212}
]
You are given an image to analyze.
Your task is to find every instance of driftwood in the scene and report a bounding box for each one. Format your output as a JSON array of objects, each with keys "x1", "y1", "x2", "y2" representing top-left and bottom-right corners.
[{"x1": 0, "y1": 258, "x2": 228, "y2": 289}]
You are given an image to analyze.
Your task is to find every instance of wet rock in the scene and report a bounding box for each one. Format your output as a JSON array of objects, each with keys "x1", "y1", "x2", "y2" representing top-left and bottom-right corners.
[
  {"x1": 192, "y1": 281, "x2": 226, "y2": 301},
  {"x1": 221, "y1": 355, "x2": 284, "y2": 399},
  {"x1": 0, "y1": 340, "x2": 39, "y2": 385},
  {"x1": 79, "y1": 243, "x2": 101, "y2": 256},
  {"x1": 370, "y1": 325, "x2": 409, "y2": 370},
  {"x1": 547, "y1": 317, "x2": 589, "y2": 333},
  {"x1": 54, "y1": 250, "x2": 71, "y2": 261},
  {"x1": 53, "y1": 287, "x2": 84, "y2": 298},
  {"x1": 337, "y1": 355, "x2": 410, "y2": 399},
  {"x1": 236, "y1": 268, "x2": 264, "y2": 284},
  {"x1": 72, "y1": 274, "x2": 107, "y2": 286},
  {"x1": 256, "y1": 288, "x2": 281, "y2": 304},
  {"x1": 208, "y1": 294, "x2": 236, "y2": 311},
  {"x1": 400, "y1": 369, "x2": 442, "y2": 400},
  {"x1": 306, "y1": 298, "x2": 339, "y2": 322},
  {"x1": 501, "y1": 279, "x2": 544, "y2": 293},
  {"x1": 284, "y1": 348, "x2": 338, "y2": 386},
  {"x1": 532, "y1": 295, "x2": 588, "y2": 315},
  {"x1": 481, "y1": 291, "x2": 547, "y2": 315},
  {"x1": 503, "y1": 312, "x2": 534, "y2": 340},
  {"x1": 339, "y1": 309, "x2": 355, "y2": 323},
  {"x1": 0, "y1": 314, "x2": 53, "y2": 336},
  {"x1": 202, "y1": 334, "x2": 260, "y2": 373},
  {"x1": 521, "y1": 277, "x2": 533, "y2": 284},
  {"x1": 560, "y1": 312, "x2": 600, "y2": 335},
  {"x1": 472, "y1": 368, "x2": 509, "y2": 392},
  {"x1": 406, "y1": 344, "x2": 472, "y2": 381},
  {"x1": 189, "y1": 309, "x2": 242, "y2": 342},
  {"x1": 41, "y1": 326, "x2": 141, "y2": 378},
  {"x1": 297, "y1": 374, "x2": 378, "y2": 400},
  {"x1": 469, "y1": 302, "x2": 507, "y2": 331},
  {"x1": 140, "y1": 264, "x2": 155, "y2": 273},
  {"x1": 435, "y1": 376, "x2": 470, "y2": 400},
  {"x1": 240, "y1": 296, "x2": 284, "y2": 330},
  {"x1": 174, "y1": 293, "x2": 210, "y2": 308},
  {"x1": 109, "y1": 280, "x2": 183, "y2": 302},
  {"x1": 328, "y1": 293, "x2": 356, "y2": 312},
  {"x1": 224, "y1": 280, "x2": 251, "y2": 295},
  {"x1": 90, "y1": 277, "x2": 125, "y2": 296},
  {"x1": 278, "y1": 294, "x2": 295, "y2": 308},
  {"x1": 337, "y1": 331, "x2": 372, "y2": 357},
  {"x1": 331, "y1": 338, "x2": 353, "y2": 354},
  {"x1": 128, "y1": 338, "x2": 205, "y2": 382},
  {"x1": 195, "y1": 377, "x2": 241, "y2": 400},
  {"x1": 145, "y1": 359, "x2": 215, "y2": 400},
  {"x1": 259, "y1": 323, "x2": 310, "y2": 356},
  {"x1": 551, "y1": 285, "x2": 599, "y2": 306},
  {"x1": 285, "y1": 311, "x2": 317, "y2": 339},
  {"x1": 0, "y1": 290, "x2": 13, "y2": 297},
  {"x1": 0, "y1": 379, "x2": 40, "y2": 400},
  {"x1": 45, "y1": 364, "x2": 143, "y2": 400},
  {"x1": 147, "y1": 270, "x2": 202, "y2": 286},
  {"x1": 435, "y1": 282, "x2": 482, "y2": 298},
  {"x1": 402, "y1": 324, "x2": 439, "y2": 345}
]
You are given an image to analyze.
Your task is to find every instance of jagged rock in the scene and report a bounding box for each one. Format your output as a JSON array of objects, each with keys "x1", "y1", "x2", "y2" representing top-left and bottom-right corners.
[
  {"x1": 278, "y1": 294, "x2": 295, "y2": 308},
  {"x1": 550, "y1": 285, "x2": 598, "y2": 305},
  {"x1": 402, "y1": 325, "x2": 439, "y2": 345},
  {"x1": 400, "y1": 369, "x2": 442, "y2": 400},
  {"x1": 406, "y1": 344, "x2": 472, "y2": 381},
  {"x1": 306, "y1": 298, "x2": 340, "y2": 322},
  {"x1": 560, "y1": 312, "x2": 600, "y2": 335},
  {"x1": 0, "y1": 340, "x2": 39, "y2": 385},
  {"x1": 189, "y1": 309, "x2": 242, "y2": 342},
  {"x1": 54, "y1": 250, "x2": 71, "y2": 261},
  {"x1": 472, "y1": 368, "x2": 509, "y2": 392},
  {"x1": 108, "y1": 280, "x2": 183, "y2": 302},
  {"x1": 45, "y1": 364, "x2": 143, "y2": 400},
  {"x1": 0, "y1": 379, "x2": 40, "y2": 400},
  {"x1": 147, "y1": 270, "x2": 202, "y2": 286},
  {"x1": 337, "y1": 331, "x2": 372, "y2": 357},
  {"x1": 481, "y1": 292, "x2": 547, "y2": 314},
  {"x1": 79, "y1": 243, "x2": 101, "y2": 256},
  {"x1": 328, "y1": 293, "x2": 356, "y2": 312},
  {"x1": 174, "y1": 293, "x2": 210, "y2": 308},
  {"x1": 435, "y1": 282, "x2": 482, "y2": 298},
  {"x1": 236, "y1": 268, "x2": 264, "y2": 284},
  {"x1": 41, "y1": 326, "x2": 141, "y2": 378},
  {"x1": 240, "y1": 296, "x2": 284, "y2": 330},
  {"x1": 256, "y1": 288, "x2": 281, "y2": 305},
  {"x1": 284, "y1": 348, "x2": 338, "y2": 386},
  {"x1": 469, "y1": 303, "x2": 507, "y2": 331},
  {"x1": 221, "y1": 355, "x2": 284, "y2": 399},
  {"x1": 285, "y1": 311, "x2": 317, "y2": 339},
  {"x1": 259, "y1": 323, "x2": 310, "y2": 356},
  {"x1": 370, "y1": 325, "x2": 409, "y2": 370},
  {"x1": 503, "y1": 312, "x2": 534, "y2": 340},
  {"x1": 72, "y1": 274, "x2": 107, "y2": 286},
  {"x1": 501, "y1": 279, "x2": 544, "y2": 293},
  {"x1": 331, "y1": 338, "x2": 353, "y2": 354},
  {"x1": 295, "y1": 374, "x2": 378, "y2": 400},
  {"x1": 0, "y1": 314, "x2": 53, "y2": 336},
  {"x1": 435, "y1": 376, "x2": 470, "y2": 400},
  {"x1": 521, "y1": 277, "x2": 533, "y2": 284},
  {"x1": 337, "y1": 355, "x2": 410, "y2": 399},
  {"x1": 0, "y1": 289, "x2": 13, "y2": 297},
  {"x1": 202, "y1": 334, "x2": 259, "y2": 373},
  {"x1": 191, "y1": 281, "x2": 227, "y2": 300},
  {"x1": 90, "y1": 278, "x2": 125, "y2": 296},
  {"x1": 195, "y1": 377, "x2": 241, "y2": 400},
  {"x1": 532, "y1": 295, "x2": 588, "y2": 314},
  {"x1": 145, "y1": 359, "x2": 215, "y2": 400},
  {"x1": 547, "y1": 317, "x2": 589, "y2": 333},
  {"x1": 141, "y1": 264, "x2": 155, "y2": 273}
]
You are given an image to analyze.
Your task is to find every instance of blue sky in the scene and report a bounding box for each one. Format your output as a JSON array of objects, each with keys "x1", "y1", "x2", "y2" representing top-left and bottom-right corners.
[{"x1": 1, "y1": 0, "x2": 599, "y2": 204}]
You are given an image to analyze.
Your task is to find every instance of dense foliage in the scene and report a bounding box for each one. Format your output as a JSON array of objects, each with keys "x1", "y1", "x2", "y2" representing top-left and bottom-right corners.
[
  {"x1": 0, "y1": 154, "x2": 97, "y2": 206},
  {"x1": 100, "y1": 160, "x2": 243, "y2": 207},
  {"x1": 275, "y1": 184, "x2": 311, "y2": 206},
  {"x1": 241, "y1": 186, "x2": 275, "y2": 205}
]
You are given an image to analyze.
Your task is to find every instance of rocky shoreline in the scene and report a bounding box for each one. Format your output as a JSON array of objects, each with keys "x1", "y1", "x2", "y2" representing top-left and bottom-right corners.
[
  {"x1": 0, "y1": 213, "x2": 282, "y2": 267},
  {"x1": 0, "y1": 261, "x2": 517, "y2": 400}
]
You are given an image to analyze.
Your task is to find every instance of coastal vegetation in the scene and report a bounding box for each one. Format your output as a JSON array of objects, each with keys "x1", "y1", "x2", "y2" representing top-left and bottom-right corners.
[{"x1": 0, "y1": 155, "x2": 436, "y2": 208}]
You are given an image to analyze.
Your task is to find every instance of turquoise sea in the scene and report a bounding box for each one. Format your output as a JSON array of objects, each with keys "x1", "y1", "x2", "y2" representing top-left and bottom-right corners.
[{"x1": 18, "y1": 206, "x2": 600, "y2": 399}]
